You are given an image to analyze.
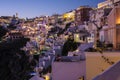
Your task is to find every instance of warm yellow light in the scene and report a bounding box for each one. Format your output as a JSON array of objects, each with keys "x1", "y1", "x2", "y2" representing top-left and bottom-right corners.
[
  {"x1": 76, "y1": 34, "x2": 79, "y2": 38},
  {"x1": 30, "y1": 51, "x2": 33, "y2": 54},
  {"x1": 27, "y1": 29, "x2": 30, "y2": 32},
  {"x1": 116, "y1": 8, "x2": 120, "y2": 24},
  {"x1": 64, "y1": 35, "x2": 68, "y2": 40},
  {"x1": 74, "y1": 34, "x2": 80, "y2": 42},
  {"x1": 63, "y1": 12, "x2": 75, "y2": 21},
  {"x1": 45, "y1": 75, "x2": 50, "y2": 80},
  {"x1": 35, "y1": 37, "x2": 37, "y2": 39},
  {"x1": 75, "y1": 49, "x2": 79, "y2": 52},
  {"x1": 116, "y1": 18, "x2": 120, "y2": 24}
]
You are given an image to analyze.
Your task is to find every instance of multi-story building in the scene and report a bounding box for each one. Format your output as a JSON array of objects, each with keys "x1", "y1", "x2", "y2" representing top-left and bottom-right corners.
[
  {"x1": 34, "y1": 16, "x2": 48, "y2": 24},
  {"x1": 87, "y1": 5, "x2": 112, "y2": 47},
  {"x1": 98, "y1": 0, "x2": 120, "y2": 8},
  {"x1": 5, "y1": 30, "x2": 24, "y2": 41},
  {"x1": 52, "y1": 14, "x2": 62, "y2": 23},
  {"x1": 107, "y1": 5, "x2": 120, "y2": 49},
  {"x1": 0, "y1": 16, "x2": 12, "y2": 23},
  {"x1": 63, "y1": 10, "x2": 75, "y2": 23},
  {"x1": 75, "y1": 6, "x2": 92, "y2": 26},
  {"x1": 97, "y1": 0, "x2": 120, "y2": 49},
  {"x1": 87, "y1": 0, "x2": 120, "y2": 49}
]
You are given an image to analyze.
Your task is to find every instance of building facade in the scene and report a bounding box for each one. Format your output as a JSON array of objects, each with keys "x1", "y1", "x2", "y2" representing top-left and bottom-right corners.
[
  {"x1": 75, "y1": 6, "x2": 92, "y2": 25},
  {"x1": 107, "y1": 5, "x2": 120, "y2": 49},
  {"x1": 86, "y1": 4, "x2": 113, "y2": 47},
  {"x1": 63, "y1": 10, "x2": 75, "y2": 24},
  {"x1": 98, "y1": 0, "x2": 120, "y2": 8}
]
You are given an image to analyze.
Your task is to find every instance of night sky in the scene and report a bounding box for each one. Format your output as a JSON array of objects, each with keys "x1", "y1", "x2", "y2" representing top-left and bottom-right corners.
[{"x1": 0, "y1": 0, "x2": 105, "y2": 18}]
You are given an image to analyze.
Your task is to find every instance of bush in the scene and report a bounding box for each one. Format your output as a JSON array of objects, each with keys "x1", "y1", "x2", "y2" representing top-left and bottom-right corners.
[
  {"x1": 85, "y1": 48, "x2": 97, "y2": 52},
  {"x1": 0, "y1": 35, "x2": 35, "y2": 80},
  {"x1": 106, "y1": 43, "x2": 113, "y2": 48}
]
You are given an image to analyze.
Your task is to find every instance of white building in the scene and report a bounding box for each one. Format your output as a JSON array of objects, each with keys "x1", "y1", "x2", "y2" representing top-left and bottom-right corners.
[
  {"x1": 86, "y1": 6, "x2": 112, "y2": 47},
  {"x1": 98, "y1": 0, "x2": 120, "y2": 8}
]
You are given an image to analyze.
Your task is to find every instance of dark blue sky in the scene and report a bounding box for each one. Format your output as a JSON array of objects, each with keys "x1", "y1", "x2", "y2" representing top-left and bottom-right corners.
[{"x1": 0, "y1": 0, "x2": 105, "y2": 18}]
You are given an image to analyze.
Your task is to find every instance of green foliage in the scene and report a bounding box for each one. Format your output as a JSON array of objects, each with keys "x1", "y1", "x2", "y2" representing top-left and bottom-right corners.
[
  {"x1": 0, "y1": 26, "x2": 35, "y2": 80},
  {"x1": 0, "y1": 26, "x2": 8, "y2": 40},
  {"x1": 62, "y1": 36, "x2": 80, "y2": 56}
]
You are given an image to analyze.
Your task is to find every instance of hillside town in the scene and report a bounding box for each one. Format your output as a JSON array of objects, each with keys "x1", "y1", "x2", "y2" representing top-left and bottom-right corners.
[
  {"x1": 1, "y1": 0, "x2": 120, "y2": 50},
  {"x1": 0, "y1": 0, "x2": 120, "y2": 80}
]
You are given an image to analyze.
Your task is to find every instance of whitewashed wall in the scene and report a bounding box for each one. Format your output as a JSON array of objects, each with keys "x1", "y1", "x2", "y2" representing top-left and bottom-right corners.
[{"x1": 52, "y1": 61, "x2": 86, "y2": 80}]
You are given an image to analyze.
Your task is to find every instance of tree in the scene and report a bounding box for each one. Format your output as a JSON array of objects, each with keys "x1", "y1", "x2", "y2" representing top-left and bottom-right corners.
[
  {"x1": 91, "y1": 21, "x2": 102, "y2": 42},
  {"x1": 0, "y1": 27, "x2": 36, "y2": 80},
  {"x1": 0, "y1": 26, "x2": 8, "y2": 40}
]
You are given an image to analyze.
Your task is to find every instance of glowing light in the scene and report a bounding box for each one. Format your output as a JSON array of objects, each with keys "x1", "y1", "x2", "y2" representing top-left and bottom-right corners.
[
  {"x1": 116, "y1": 18, "x2": 120, "y2": 24},
  {"x1": 45, "y1": 75, "x2": 50, "y2": 80},
  {"x1": 74, "y1": 34, "x2": 80, "y2": 42},
  {"x1": 75, "y1": 49, "x2": 79, "y2": 52},
  {"x1": 63, "y1": 11, "x2": 75, "y2": 21}
]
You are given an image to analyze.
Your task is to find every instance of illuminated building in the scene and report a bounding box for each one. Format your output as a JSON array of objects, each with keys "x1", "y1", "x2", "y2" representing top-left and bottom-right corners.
[
  {"x1": 0, "y1": 16, "x2": 12, "y2": 23},
  {"x1": 34, "y1": 16, "x2": 48, "y2": 24},
  {"x1": 51, "y1": 14, "x2": 62, "y2": 23},
  {"x1": 98, "y1": 0, "x2": 120, "y2": 8},
  {"x1": 107, "y1": 5, "x2": 120, "y2": 49},
  {"x1": 63, "y1": 10, "x2": 75, "y2": 23},
  {"x1": 48, "y1": 16, "x2": 55, "y2": 24},
  {"x1": 75, "y1": 6, "x2": 92, "y2": 25},
  {"x1": 98, "y1": 0, "x2": 113, "y2": 8},
  {"x1": 87, "y1": 6, "x2": 112, "y2": 47}
]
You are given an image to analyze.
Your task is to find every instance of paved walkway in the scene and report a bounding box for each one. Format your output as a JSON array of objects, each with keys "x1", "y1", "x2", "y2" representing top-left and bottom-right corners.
[
  {"x1": 85, "y1": 51, "x2": 120, "y2": 80},
  {"x1": 86, "y1": 51, "x2": 120, "y2": 56}
]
